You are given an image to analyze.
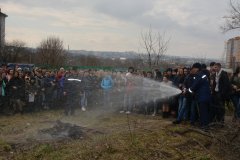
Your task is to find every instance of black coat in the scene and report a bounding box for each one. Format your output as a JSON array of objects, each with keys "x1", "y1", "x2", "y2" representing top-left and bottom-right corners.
[
  {"x1": 7, "y1": 77, "x2": 25, "y2": 99},
  {"x1": 217, "y1": 70, "x2": 231, "y2": 100}
]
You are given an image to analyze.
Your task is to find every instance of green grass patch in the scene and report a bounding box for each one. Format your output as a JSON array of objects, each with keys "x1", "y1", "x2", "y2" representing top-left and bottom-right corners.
[{"x1": 0, "y1": 139, "x2": 11, "y2": 152}]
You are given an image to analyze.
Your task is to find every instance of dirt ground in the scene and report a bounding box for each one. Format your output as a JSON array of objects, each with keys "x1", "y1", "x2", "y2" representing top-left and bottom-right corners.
[{"x1": 0, "y1": 109, "x2": 240, "y2": 160}]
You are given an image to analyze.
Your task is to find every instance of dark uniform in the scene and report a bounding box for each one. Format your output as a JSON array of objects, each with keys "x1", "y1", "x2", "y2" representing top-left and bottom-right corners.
[{"x1": 189, "y1": 71, "x2": 211, "y2": 127}]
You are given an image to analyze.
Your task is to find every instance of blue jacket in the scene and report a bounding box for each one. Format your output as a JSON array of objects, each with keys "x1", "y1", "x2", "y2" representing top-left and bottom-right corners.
[
  {"x1": 189, "y1": 71, "x2": 211, "y2": 103},
  {"x1": 101, "y1": 75, "x2": 114, "y2": 90}
]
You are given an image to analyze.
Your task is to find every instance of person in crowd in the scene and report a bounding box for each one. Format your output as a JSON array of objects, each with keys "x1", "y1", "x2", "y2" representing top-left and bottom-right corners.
[
  {"x1": 0, "y1": 70, "x2": 7, "y2": 113},
  {"x1": 63, "y1": 76, "x2": 80, "y2": 116},
  {"x1": 230, "y1": 67, "x2": 240, "y2": 122},
  {"x1": 101, "y1": 72, "x2": 114, "y2": 108},
  {"x1": 161, "y1": 75, "x2": 173, "y2": 118},
  {"x1": 8, "y1": 71, "x2": 25, "y2": 114},
  {"x1": 35, "y1": 69, "x2": 45, "y2": 111},
  {"x1": 6, "y1": 68, "x2": 14, "y2": 82},
  {"x1": 172, "y1": 69, "x2": 178, "y2": 78},
  {"x1": 168, "y1": 68, "x2": 179, "y2": 117},
  {"x1": 212, "y1": 63, "x2": 232, "y2": 124},
  {"x1": 93, "y1": 70, "x2": 104, "y2": 107},
  {"x1": 25, "y1": 71, "x2": 37, "y2": 112},
  {"x1": 110, "y1": 71, "x2": 122, "y2": 108},
  {"x1": 5, "y1": 68, "x2": 14, "y2": 113},
  {"x1": 142, "y1": 71, "x2": 154, "y2": 115},
  {"x1": 115, "y1": 71, "x2": 127, "y2": 113},
  {"x1": 209, "y1": 62, "x2": 216, "y2": 93},
  {"x1": 166, "y1": 68, "x2": 175, "y2": 82},
  {"x1": 49, "y1": 71, "x2": 57, "y2": 108},
  {"x1": 173, "y1": 67, "x2": 197, "y2": 125},
  {"x1": 131, "y1": 70, "x2": 144, "y2": 113},
  {"x1": 209, "y1": 62, "x2": 216, "y2": 123},
  {"x1": 154, "y1": 69, "x2": 162, "y2": 81},
  {"x1": 201, "y1": 64, "x2": 210, "y2": 78},
  {"x1": 1, "y1": 64, "x2": 7, "y2": 73},
  {"x1": 187, "y1": 63, "x2": 211, "y2": 128},
  {"x1": 121, "y1": 67, "x2": 135, "y2": 114},
  {"x1": 56, "y1": 68, "x2": 65, "y2": 107},
  {"x1": 43, "y1": 71, "x2": 54, "y2": 109},
  {"x1": 80, "y1": 69, "x2": 98, "y2": 111},
  {"x1": 142, "y1": 71, "x2": 147, "y2": 78},
  {"x1": 183, "y1": 67, "x2": 189, "y2": 76},
  {"x1": 173, "y1": 68, "x2": 186, "y2": 120}
]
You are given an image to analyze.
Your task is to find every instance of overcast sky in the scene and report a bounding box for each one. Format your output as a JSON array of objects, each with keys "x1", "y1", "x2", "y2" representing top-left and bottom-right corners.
[{"x1": 0, "y1": 0, "x2": 238, "y2": 59}]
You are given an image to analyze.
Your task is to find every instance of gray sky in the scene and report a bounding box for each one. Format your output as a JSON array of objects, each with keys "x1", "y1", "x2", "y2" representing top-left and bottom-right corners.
[{"x1": 0, "y1": 0, "x2": 237, "y2": 59}]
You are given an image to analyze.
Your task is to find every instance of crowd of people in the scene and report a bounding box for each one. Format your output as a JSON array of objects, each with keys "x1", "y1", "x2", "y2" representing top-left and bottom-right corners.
[
  {"x1": 0, "y1": 62, "x2": 240, "y2": 129},
  {"x1": 171, "y1": 62, "x2": 233, "y2": 129}
]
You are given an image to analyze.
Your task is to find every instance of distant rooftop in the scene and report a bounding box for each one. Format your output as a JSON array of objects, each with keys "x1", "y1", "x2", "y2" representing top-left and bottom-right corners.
[{"x1": 0, "y1": 8, "x2": 8, "y2": 17}]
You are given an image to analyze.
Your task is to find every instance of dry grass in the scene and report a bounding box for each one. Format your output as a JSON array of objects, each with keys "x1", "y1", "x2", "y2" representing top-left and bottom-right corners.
[{"x1": 0, "y1": 109, "x2": 239, "y2": 160}]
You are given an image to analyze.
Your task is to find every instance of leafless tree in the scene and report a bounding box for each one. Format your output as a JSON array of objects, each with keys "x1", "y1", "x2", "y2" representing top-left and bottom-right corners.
[
  {"x1": 0, "y1": 40, "x2": 26, "y2": 63},
  {"x1": 36, "y1": 36, "x2": 67, "y2": 67},
  {"x1": 221, "y1": 0, "x2": 240, "y2": 32},
  {"x1": 8, "y1": 40, "x2": 26, "y2": 62},
  {"x1": 140, "y1": 26, "x2": 170, "y2": 69}
]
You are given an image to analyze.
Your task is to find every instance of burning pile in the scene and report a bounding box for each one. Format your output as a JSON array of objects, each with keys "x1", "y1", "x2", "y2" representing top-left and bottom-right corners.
[{"x1": 39, "y1": 120, "x2": 85, "y2": 140}]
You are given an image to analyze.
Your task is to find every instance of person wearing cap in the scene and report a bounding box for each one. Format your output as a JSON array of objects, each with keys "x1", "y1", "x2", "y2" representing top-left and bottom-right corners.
[{"x1": 187, "y1": 63, "x2": 211, "y2": 128}]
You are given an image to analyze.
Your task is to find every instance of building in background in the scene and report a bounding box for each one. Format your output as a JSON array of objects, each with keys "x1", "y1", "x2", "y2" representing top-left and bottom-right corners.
[
  {"x1": 0, "y1": 8, "x2": 7, "y2": 48},
  {"x1": 226, "y1": 36, "x2": 240, "y2": 70}
]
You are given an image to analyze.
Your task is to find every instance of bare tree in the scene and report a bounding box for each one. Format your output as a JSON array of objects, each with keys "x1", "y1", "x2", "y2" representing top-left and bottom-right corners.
[
  {"x1": 36, "y1": 36, "x2": 67, "y2": 67},
  {"x1": 8, "y1": 40, "x2": 26, "y2": 62},
  {"x1": 0, "y1": 40, "x2": 26, "y2": 63},
  {"x1": 140, "y1": 26, "x2": 170, "y2": 69},
  {"x1": 222, "y1": 0, "x2": 240, "y2": 32}
]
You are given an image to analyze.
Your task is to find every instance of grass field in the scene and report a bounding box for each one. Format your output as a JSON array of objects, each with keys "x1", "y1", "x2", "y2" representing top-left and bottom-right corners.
[{"x1": 0, "y1": 109, "x2": 239, "y2": 160}]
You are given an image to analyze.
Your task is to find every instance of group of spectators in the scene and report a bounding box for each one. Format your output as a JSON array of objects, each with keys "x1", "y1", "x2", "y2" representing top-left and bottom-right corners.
[
  {"x1": 122, "y1": 62, "x2": 237, "y2": 129},
  {"x1": 171, "y1": 62, "x2": 234, "y2": 129},
  {"x1": 0, "y1": 62, "x2": 239, "y2": 129}
]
